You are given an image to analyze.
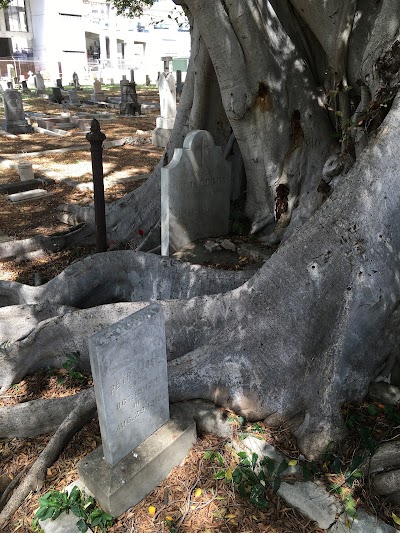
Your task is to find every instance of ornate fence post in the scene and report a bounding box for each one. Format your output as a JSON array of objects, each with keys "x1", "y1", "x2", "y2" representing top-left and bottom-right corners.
[{"x1": 87, "y1": 119, "x2": 107, "y2": 252}]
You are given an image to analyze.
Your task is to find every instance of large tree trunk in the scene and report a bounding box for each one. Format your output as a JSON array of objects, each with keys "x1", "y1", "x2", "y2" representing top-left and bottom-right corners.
[{"x1": 1, "y1": 0, "x2": 400, "y2": 463}]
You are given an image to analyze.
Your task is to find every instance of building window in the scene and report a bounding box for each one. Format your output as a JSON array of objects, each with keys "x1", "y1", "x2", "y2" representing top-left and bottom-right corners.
[{"x1": 4, "y1": 0, "x2": 28, "y2": 32}]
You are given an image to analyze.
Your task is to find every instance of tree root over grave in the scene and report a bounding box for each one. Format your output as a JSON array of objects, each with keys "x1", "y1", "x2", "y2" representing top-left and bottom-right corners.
[
  {"x1": 0, "y1": 390, "x2": 93, "y2": 438},
  {"x1": 0, "y1": 223, "x2": 94, "y2": 263},
  {"x1": 3, "y1": 96, "x2": 400, "y2": 463},
  {"x1": 0, "y1": 389, "x2": 96, "y2": 530},
  {"x1": 0, "y1": 250, "x2": 251, "y2": 309}
]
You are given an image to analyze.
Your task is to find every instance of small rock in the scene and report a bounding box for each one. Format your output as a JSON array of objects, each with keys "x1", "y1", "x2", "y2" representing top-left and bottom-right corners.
[
  {"x1": 219, "y1": 239, "x2": 236, "y2": 251},
  {"x1": 370, "y1": 441, "x2": 400, "y2": 474},
  {"x1": 373, "y1": 469, "x2": 400, "y2": 500},
  {"x1": 368, "y1": 382, "x2": 400, "y2": 406},
  {"x1": 329, "y1": 508, "x2": 397, "y2": 532},
  {"x1": 204, "y1": 240, "x2": 221, "y2": 253},
  {"x1": 278, "y1": 481, "x2": 339, "y2": 530}
]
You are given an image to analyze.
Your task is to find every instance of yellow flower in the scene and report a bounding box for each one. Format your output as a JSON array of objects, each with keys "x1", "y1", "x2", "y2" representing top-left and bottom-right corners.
[
  {"x1": 194, "y1": 488, "x2": 202, "y2": 498},
  {"x1": 165, "y1": 515, "x2": 173, "y2": 522},
  {"x1": 148, "y1": 505, "x2": 156, "y2": 516}
]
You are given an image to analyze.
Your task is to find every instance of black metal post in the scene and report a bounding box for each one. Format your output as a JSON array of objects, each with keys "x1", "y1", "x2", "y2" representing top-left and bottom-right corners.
[{"x1": 87, "y1": 119, "x2": 107, "y2": 253}]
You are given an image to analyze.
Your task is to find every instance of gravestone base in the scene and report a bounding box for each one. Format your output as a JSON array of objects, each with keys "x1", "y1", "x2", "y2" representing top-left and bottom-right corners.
[
  {"x1": 152, "y1": 127, "x2": 173, "y2": 147},
  {"x1": 4, "y1": 120, "x2": 33, "y2": 134},
  {"x1": 77, "y1": 406, "x2": 196, "y2": 517}
]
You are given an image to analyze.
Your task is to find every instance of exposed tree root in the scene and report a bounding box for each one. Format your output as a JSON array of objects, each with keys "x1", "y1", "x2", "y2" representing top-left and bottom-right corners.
[
  {"x1": 0, "y1": 250, "x2": 251, "y2": 309},
  {"x1": 0, "y1": 390, "x2": 93, "y2": 438},
  {"x1": 0, "y1": 389, "x2": 96, "y2": 530},
  {"x1": 0, "y1": 224, "x2": 93, "y2": 263}
]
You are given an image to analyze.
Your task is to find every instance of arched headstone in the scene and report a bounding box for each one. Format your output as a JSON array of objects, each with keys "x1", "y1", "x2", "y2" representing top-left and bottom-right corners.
[{"x1": 161, "y1": 130, "x2": 231, "y2": 255}]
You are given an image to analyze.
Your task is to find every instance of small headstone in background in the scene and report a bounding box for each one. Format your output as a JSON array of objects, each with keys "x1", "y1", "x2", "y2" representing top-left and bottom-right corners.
[
  {"x1": 119, "y1": 78, "x2": 141, "y2": 116},
  {"x1": 21, "y1": 80, "x2": 29, "y2": 93},
  {"x1": 18, "y1": 161, "x2": 34, "y2": 181},
  {"x1": 67, "y1": 89, "x2": 80, "y2": 105},
  {"x1": 35, "y1": 73, "x2": 46, "y2": 95},
  {"x1": 2, "y1": 89, "x2": 33, "y2": 134},
  {"x1": 91, "y1": 79, "x2": 106, "y2": 102},
  {"x1": 56, "y1": 78, "x2": 64, "y2": 89},
  {"x1": 51, "y1": 87, "x2": 64, "y2": 104},
  {"x1": 152, "y1": 70, "x2": 176, "y2": 147},
  {"x1": 161, "y1": 129, "x2": 231, "y2": 256},
  {"x1": 146, "y1": 74, "x2": 151, "y2": 86},
  {"x1": 27, "y1": 71, "x2": 35, "y2": 88}
]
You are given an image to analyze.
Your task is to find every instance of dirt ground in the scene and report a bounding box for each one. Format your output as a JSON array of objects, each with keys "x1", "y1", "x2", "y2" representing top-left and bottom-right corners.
[{"x1": 0, "y1": 88, "x2": 163, "y2": 283}]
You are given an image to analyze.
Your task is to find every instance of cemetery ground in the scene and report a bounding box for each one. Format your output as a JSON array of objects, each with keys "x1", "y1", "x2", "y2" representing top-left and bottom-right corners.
[
  {"x1": 0, "y1": 88, "x2": 399, "y2": 532},
  {"x1": 1, "y1": 368, "x2": 400, "y2": 532},
  {"x1": 0, "y1": 87, "x2": 163, "y2": 284}
]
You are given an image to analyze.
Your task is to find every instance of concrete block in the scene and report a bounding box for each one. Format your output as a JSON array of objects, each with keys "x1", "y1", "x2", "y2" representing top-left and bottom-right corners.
[
  {"x1": 329, "y1": 508, "x2": 397, "y2": 532},
  {"x1": 77, "y1": 405, "x2": 196, "y2": 517},
  {"x1": 278, "y1": 481, "x2": 339, "y2": 529}
]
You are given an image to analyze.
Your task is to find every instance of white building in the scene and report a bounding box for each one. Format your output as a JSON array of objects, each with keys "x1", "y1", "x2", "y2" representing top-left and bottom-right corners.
[{"x1": 0, "y1": 0, "x2": 190, "y2": 86}]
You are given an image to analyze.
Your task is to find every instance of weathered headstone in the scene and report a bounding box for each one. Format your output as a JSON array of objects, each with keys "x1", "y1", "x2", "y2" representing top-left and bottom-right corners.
[
  {"x1": 119, "y1": 78, "x2": 141, "y2": 116},
  {"x1": 6, "y1": 64, "x2": 15, "y2": 85},
  {"x1": 2, "y1": 90, "x2": 33, "y2": 134},
  {"x1": 145, "y1": 74, "x2": 151, "y2": 86},
  {"x1": 161, "y1": 130, "x2": 231, "y2": 256},
  {"x1": 56, "y1": 78, "x2": 64, "y2": 89},
  {"x1": 67, "y1": 89, "x2": 80, "y2": 105},
  {"x1": 18, "y1": 161, "x2": 34, "y2": 181},
  {"x1": 91, "y1": 79, "x2": 105, "y2": 102},
  {"x1": 88, "y1": 304, "x2": 170, "y2": 465},
  {"x1": 152, "y1": 71, "x2": 176, "y2": 147},
  {"x1": 21, "y1": 80, "x2": 29, "y2": 92},
  {"x1": 77, "y1": 304, "x2": 196, "y2": 516},
  {"x1": 35, "y1": 73, "x2": 46, "y2": 95},
  {"x1": 51, "y1": 87, "x2": 64, "y2": 104}
]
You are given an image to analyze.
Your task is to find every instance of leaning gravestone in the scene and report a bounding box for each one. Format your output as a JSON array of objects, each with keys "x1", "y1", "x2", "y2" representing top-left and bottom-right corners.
[
  {"x1": 2, "y1": 89, "x2": 33, "y2": 133},
  {"x1": 161, "y1": 130, "x2": 231, "y2": 256},
  {"x1": 77, "y1": 304, "x2": 196, "y2": 516},
  {"x1": 152, "y1": 70, "x2": 176, "y2": 147}
]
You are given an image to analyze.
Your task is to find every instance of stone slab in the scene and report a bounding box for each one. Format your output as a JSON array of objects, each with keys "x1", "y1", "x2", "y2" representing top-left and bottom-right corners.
[
  {"x1": 39, "y1": 480, "x2": 95, "y2": 533},
  {"x1": 278, "y1": 481, "x2": 339, "y2": 529},
  {"x1": 161, "y1": 130, "x2": 231, "y2": 255},
  {"x1": 329, "y1": 508, "x2": 397, "y2": 532},
  {"x1": 88, "y1": 304, "x2": 169, "y2": 465},
  {"x1": 40, "y1": 511, "x2": 93, "y2": 533},
  {"x1": 7, "y1": 189, "x2": 48, "y2": 202},
  {"x1": 77, "y1": 405, "x2": 197, "y2": 517}
]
